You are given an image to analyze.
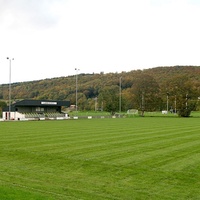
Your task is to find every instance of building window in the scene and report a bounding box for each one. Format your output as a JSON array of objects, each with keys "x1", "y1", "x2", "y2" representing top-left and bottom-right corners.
[{"x1": 36, "y1": 107, "x2": 44, "y2": 112}]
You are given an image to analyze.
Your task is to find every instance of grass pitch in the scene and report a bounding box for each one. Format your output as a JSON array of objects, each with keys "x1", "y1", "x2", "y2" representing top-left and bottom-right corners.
[{"x1": 0, "y1": 117, "x2": 200, "y2": 199}]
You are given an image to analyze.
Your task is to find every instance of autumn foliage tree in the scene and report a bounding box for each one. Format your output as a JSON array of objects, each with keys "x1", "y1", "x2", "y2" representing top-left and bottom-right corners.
[
  {"x1": 98, "y1": 86, "x2": 119, "y2": 115},
  {"x1": 164, "y1": 75, "x2": 198, "y2": 117},
  {"x1": 130, "y1": 73, "x2": 161, "y2": 116}
]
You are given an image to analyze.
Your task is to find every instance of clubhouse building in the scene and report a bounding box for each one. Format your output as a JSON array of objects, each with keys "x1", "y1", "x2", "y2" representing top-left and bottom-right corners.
[{"x1": 2, "y1": 99, "x2": 70, "y2": 121}]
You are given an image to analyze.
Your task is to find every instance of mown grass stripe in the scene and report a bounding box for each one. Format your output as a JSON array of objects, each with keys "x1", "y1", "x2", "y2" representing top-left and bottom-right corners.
[{"x1": 1, "y1": 117, "x2": 200, "y2": 199}]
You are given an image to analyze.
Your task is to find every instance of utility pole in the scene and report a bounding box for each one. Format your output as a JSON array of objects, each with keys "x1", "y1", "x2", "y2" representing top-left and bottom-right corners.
[
  {"x1": 119, "y1": 76, "x2": 122, "y2": 114},
  {"x1": 7, "y1": 57, "x2": 14, "y2": 120},
  {"x1": 186, "y1": 93, "x2": 188, "y2": 109},
  {"x1": 167, "y1": 92, "x2": 169, "y2": 113},
  {"x1": 141, "y1": 91, "x2": 144, "y2": 116},
  {"x1": 75, "y1": 68, "x2": 79, "y2": 116},
  {"x1": 94, "y1": 97, "x2": 98, "y2": 111},
  {"x1": 174, "y1": 95, "x2": 177, "y2": 114}
]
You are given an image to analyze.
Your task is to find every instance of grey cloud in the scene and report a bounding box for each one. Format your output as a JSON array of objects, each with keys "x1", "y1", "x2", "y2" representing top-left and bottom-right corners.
[{"x1": 0, "y1": 0, "x2": 63, "y2": 29}]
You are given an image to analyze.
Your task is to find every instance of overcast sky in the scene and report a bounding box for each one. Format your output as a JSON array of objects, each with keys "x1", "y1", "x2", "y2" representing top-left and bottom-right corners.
[{"x1": 1, "y1": 0, "x2": 200, "y2": 84}]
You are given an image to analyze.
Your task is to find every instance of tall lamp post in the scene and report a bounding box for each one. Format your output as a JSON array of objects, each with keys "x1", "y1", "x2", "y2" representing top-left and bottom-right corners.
[
  {"x1": 186, "y1": 93, "x2": 188, "y2": 109},
  {"x1": 7, "y1": 57, "x2": 14, "y2": 120},
  {"x1": 167, "y1": 92, "x2": 169, "y2": 113},
  {"x1": 75, "y1": 68, "x2": 79, "y2": 115},
  {"x1": 119, "y1": 76, "x2": 122, "y2": 114},
  {"x1": 141, "y1": 91, "x2": 145, "y2": 117},
  {"x1": 174, "y1": 95, "x2": 177, "y2": 114}
]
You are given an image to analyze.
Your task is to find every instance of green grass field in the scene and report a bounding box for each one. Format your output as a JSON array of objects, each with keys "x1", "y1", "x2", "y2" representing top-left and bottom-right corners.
[{"x1": 0, "y1": 117, "x2": 200, "y2": 199}]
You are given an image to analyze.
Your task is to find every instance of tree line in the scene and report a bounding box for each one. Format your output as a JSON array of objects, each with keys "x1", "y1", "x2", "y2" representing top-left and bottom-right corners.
[{"x1": 0, "y1": 66, "x2": 200, "y2": 117}]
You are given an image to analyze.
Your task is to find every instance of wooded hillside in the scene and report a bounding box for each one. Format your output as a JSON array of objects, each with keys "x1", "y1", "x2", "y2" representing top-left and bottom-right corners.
[{"x1": 1, "y1": 66, "x2": 200, "y2": 115}]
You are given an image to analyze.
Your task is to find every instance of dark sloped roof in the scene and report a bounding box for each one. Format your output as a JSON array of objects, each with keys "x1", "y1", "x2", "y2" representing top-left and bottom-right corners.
[
  {"x1": 13, "y1": 99, "x2": 70, "y2": 107},
  {"x1": 3, "y1": 99, "x2": 70, "y2": 111}
]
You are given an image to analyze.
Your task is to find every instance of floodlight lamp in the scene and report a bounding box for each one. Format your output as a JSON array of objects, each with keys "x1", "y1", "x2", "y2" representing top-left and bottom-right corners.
[{"x1": 7, "y1": 57, "x2": 14, "y2": 60}]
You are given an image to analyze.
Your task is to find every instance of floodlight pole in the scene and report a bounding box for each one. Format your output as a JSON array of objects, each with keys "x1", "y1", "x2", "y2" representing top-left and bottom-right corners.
[
  {"x1": 119, "y1": 76, "x2": 122, "y2": 114},
  {"x1": 174, "y1": 95, "x2": 177, "y2": 114},
  {"x1": 186, "y1": 93, "x2": 188, "y2": 109},
  {"x1": 7, "y1": 57, "x2": 14, "y2": 120},
  {"x1": 95, "y1": 97, "x2": 98, "y2": 111},
  {"x1": 75, "y1": 68, "x2": 79, "y2": 115},
  {"x1": 167, "y1": 92, "x2": 169, "y2": 113},
  {"x1": 141, "y1": 91, "x2": 144, "y2": 117}
]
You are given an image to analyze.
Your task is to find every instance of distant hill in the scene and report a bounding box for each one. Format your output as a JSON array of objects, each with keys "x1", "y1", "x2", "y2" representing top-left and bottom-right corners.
[{"x1": 1, "y1": 66, "x2": 200, "y2": 111}]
